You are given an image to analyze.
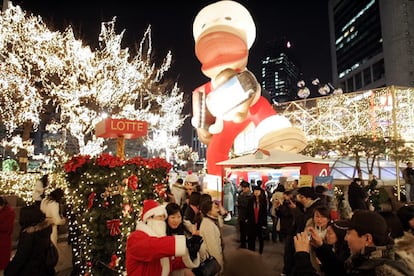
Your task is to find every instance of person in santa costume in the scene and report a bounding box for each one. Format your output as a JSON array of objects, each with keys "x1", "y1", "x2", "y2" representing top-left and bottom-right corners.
[{"x1": 126, "y1": 199, "x2": 202, "y2": 276}]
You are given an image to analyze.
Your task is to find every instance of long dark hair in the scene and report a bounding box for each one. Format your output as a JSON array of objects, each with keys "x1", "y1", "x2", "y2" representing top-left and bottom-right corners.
[
  {"x1": 48, "y1": 188, "x2": 64, "y2": 203},
  {"x1": 165, "y1": 203, "x2": 185, "y2": 236},
  {"x1": 328, "y1": 220, "x2": 350, "y2": 262}
]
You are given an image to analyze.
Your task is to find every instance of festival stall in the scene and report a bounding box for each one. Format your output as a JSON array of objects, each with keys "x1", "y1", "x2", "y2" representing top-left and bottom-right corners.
[{"x1": 217, "y1": 149, "x2": 331, "y2": 188}]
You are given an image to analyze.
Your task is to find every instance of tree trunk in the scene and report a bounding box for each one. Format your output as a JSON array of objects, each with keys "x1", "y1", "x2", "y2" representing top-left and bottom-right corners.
[{"x1": 18, "y1": 121, "x2": 33, "y2": 173}]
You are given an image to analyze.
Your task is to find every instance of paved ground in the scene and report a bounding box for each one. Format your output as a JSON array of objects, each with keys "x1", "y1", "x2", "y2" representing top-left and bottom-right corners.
[{"x1": 54, "y1": 223, "x2": 285, "y2": 276}]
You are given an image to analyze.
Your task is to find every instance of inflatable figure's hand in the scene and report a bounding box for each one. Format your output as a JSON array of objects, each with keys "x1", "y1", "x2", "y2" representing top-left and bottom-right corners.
[
  {"x1": 207, "y1": 69, "x2": 259, "y2": 123},
  {"x1": 196, "y1": 128, "x2": 213, "y2": 145},
  {"x1": 208, "y1": 118, "x2": 224, "y2": 134},
  {"x1": 192, "y1": 87, "x2": 216, "y2": 145}
]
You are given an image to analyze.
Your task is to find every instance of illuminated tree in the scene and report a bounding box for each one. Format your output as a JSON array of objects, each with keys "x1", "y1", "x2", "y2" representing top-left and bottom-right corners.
[
  {"x1": 386, "y1": 138, "x2": 414, "y2": 164},
  {"x1": 300, "y1": 138, "x2": 334, "y2": 159},
  {"x1": 0, "y1": 4, "x2": 186, "y2": 170},
  {"x1": 172, "y1": 145, "x2": 200, "y2": 171}
]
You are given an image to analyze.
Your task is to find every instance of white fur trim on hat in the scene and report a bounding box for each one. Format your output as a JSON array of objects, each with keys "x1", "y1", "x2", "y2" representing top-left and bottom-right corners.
[{"x1": 142, "y1": 202, "x2": 167, "y2": 223}]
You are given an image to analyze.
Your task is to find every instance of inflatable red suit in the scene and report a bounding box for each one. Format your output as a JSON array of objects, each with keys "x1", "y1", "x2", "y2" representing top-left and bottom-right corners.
[{"x1": 191, "y1": 1, "x2": 307, "y2": 176}]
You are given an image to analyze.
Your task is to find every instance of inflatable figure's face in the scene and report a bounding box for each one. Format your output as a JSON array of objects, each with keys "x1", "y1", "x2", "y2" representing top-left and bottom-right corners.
[{"x1": 193, "y1": 1, "x2": 256, "y2": 78}]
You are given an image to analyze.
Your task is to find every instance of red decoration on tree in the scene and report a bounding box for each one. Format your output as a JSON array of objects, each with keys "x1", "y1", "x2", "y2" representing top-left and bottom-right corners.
[
  {"x1": 106, "y1": 219, "x2": 121, "y2": 236},
  {"x1": 87, "y1": 192, "x2": 96, "y2": 209},
  {"x1": 96, "y1": 153, "x2": 124, "y2": 168},
  {"x1": 108, "y1": 254, "x2": 119, "y2": 269},
  {"x1": 127, "y1": 174, "x2": 138, "y2": 190},
  {"x1": 64, "y1": 155, "x2": 91, "y2": 172},
  {"x1": 154, "y1": 183, "x2": 166, "y2": 198},
  {"x1": 122, "y1": 203, "x2": 132, "y2": 217}
]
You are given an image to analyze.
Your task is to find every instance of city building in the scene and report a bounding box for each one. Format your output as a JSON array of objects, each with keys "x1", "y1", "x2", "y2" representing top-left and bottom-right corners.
[
  {"x1": 260, "y1": 38, "x2": 302, "y2": 103},
  {"x1": 328, "y1": 0, "x2": 414, "y2": 92}
]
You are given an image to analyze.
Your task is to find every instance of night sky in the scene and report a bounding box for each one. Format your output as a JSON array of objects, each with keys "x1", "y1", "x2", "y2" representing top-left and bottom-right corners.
[{"x1": 13, "y1": 0, "x2": 331, "y2": 145}]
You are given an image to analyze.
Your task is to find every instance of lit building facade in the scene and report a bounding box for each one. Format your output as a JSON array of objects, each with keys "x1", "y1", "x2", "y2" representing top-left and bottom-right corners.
[
  {"x1": 260, "y1": 39, "x2": 302, "y2": 103},
  {"x1": 329, "y1": 0, "x2": 414, "y2": 91}
]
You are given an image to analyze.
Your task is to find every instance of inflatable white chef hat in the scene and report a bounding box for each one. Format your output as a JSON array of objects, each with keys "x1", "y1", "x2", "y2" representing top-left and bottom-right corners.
[{"x1": 193, "y1": 0, "x2": 256, "y2": 49}]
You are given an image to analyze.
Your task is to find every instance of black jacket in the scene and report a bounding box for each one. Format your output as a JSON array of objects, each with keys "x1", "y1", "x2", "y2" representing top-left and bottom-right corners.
[
  {"x1": 237, "y1": 192, "x2": 253, "y2": 222},
  {"x1": 314, "y1": 243, "x2": 349, "y2": 276},
  {"x1": 5, "y1": 226, "x2": 54, "y2": 276},
  {"x1": 348, "y1": 182, "x2": 368, "y2": 211}
]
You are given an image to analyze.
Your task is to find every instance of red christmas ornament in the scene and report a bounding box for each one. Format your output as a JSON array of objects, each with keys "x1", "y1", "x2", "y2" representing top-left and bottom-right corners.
[
  {"x1": 154, "y1": 183, "x2": 166, "y2": 198},
  {"x1": 127, "y1": 174, "x2": 138, "y2": 190},
  {"x1": 87, "y1": 192, "x2": 96, "y2": 209},
  {"x1": 106, "y1": 219, "x2": 121, "y2": 236},
  {"x1": 109, "y1": 254, "x2": 119, "y2": 269}
]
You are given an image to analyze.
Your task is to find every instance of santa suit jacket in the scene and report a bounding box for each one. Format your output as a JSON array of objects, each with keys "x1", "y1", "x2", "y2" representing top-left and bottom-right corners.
[{"x1": 126, "y1": 222, "x2": 199, "y2": 276}]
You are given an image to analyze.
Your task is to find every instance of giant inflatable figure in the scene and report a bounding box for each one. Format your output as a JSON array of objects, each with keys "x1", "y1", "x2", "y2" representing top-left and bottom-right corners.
[{"x1": 191, "y1": 1, "x2": 307, "y2": 176}]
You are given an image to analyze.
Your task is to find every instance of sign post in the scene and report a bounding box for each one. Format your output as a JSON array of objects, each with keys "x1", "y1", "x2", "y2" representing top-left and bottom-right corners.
[{"x1": 95, "y1": 118, "x2": 148, "y2": 159}]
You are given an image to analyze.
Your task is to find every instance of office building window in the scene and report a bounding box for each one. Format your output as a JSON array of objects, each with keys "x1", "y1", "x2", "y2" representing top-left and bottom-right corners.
[
  {"x1": 347, "y1": 77, "x2": 354, "y2": 92},
  {"x1": 372, "y1": 59, "x2": 384, "y2": 82},
  {"x1": 363, "y1": 67, "x2": 372, "y2": 85},
  {"x1": 355, "y1": 72, "x2": 362, "y2": 90}
]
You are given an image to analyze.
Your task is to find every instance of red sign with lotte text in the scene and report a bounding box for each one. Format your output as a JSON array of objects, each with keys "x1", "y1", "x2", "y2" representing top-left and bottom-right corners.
[{"x1": 95, "y1": 118, "x2": 148, "y2": 139}]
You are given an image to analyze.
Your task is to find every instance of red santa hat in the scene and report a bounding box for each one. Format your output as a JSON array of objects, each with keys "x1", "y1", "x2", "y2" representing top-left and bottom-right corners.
[
  {"x1": 185, "y1": 171, "x2": 199, "y2": 183},
  {"x1": 141, "y1": 199, "x2": 167, "y2": 223}
]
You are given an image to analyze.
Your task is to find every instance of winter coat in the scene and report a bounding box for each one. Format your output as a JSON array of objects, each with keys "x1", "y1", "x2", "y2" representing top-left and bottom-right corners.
[
  {"x1": 275, "y1": 200, "x2": 295, "y2": 236},
  {"x1": 345, "y1": 244, "x2": 411, "y2": 275},
  {"x1": 199, "y1": 216, "x2": 224, "y2": 274},
  {"x1": 171, "y1": 183, "x2": 186, "y2": 207},
  {"x1": 237, "y1": 191, "x2": 253, "y2": 222},
  {"x1": 223, "y1": 182, "x2": 235, "y2": 213},
  {"x1": 394, "y1": 232, "x2": 414, "y2": 273},
  {"x1": 347, "y1": 182, "x2": 368, "y2": 211},
  {"x1": 0, "y1": 205, "x2": 15, "y2": 270},
  {"x1": 4, "y1": 224, "x2": 53, "y2": 276},
  {"x1": 40, "y1": 199, "x2": 66, "y2": 246}
]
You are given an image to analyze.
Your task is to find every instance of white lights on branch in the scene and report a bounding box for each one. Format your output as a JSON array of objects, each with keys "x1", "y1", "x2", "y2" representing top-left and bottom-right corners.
[{"x1": 0, "y1": 4, "x2": 187, "y2": 163}]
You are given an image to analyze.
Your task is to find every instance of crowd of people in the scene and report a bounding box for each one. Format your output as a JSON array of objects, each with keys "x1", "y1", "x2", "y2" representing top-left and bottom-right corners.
[
  {"x1": 221, "y1": 176, "x2": 414, "y2": 276},
  {"x1": 2, "y1": 171, "x2": 414, "y2": 276},
  {"x1": 241, "y1": 176, "x2": 414, "y2": 276}
]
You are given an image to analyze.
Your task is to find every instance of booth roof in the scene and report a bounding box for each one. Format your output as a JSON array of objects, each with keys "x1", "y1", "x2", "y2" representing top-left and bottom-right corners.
[{"x1": 217, "y1": 149, "x2": 331, "y2": 166}]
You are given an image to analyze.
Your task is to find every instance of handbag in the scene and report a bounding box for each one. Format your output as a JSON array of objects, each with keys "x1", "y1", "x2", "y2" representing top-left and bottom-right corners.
[
  {"x1": 193, "y1": 255, "x2": 221, "y2": 276},
  {"x1": 45, "y1": 242, "x2": 59, "y2": 268}
]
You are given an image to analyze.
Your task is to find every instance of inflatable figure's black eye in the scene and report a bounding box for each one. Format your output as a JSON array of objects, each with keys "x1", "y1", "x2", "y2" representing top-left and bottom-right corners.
[{"x1": 225, "y1": 16, "x2": 232, "y2": 21}]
